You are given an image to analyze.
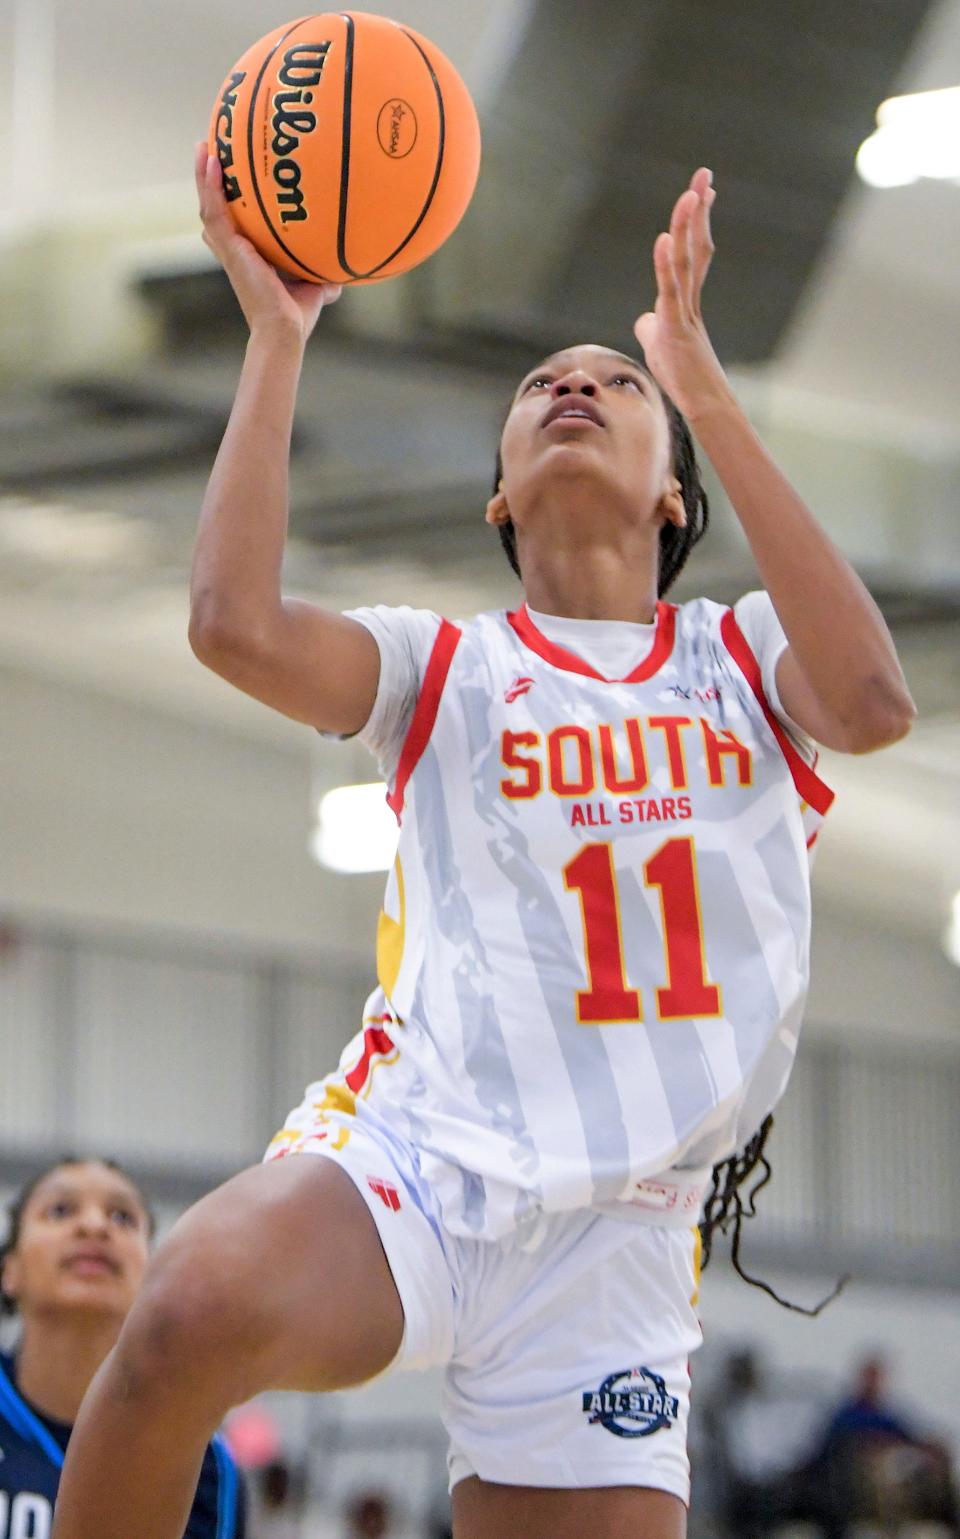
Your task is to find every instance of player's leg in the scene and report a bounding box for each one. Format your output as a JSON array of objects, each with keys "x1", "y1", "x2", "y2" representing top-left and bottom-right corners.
[
  {"x1": 51, "y1": 1157, "x2": 405, "y2": 1539},
  {"x1": 452, "y1": 1478, "x2": 686, "y2": 1538}
]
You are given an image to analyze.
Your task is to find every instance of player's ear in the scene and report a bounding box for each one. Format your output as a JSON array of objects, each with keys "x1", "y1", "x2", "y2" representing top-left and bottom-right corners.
[
  {"x1": 659, "y1": 477, "x2": 686, "y2": 531},
  {"x1": 485, "y1": 483, "x2": 510, "y2": 527}
]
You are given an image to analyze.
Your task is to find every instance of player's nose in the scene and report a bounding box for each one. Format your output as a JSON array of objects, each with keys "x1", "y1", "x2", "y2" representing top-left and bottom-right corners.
[
  {"x1": 551, "y1": 370, "x2": 598, "y2": 399},
  {"x1": 75, "y1": 1203, "x2": 111, "y2": 1237}
]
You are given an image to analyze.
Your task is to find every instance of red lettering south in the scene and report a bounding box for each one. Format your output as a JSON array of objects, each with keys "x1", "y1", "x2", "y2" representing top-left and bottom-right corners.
[
  {"x1": 700, "y1": 719, "x2": 752, "y2": 787},
  {"x1": 499, "y1": 717, "x2": 747, "y2": 801},
  {"x1": 549, "y1": 726, "x2": 595, "y2": 796},
  {"x1": 648, "y1": 716, "x2": 693, "y2": 789},
  {"x1": 501, "y1": 729, "x2": 542, "y2": 799},
  {"x1": 598, "y1": 719, "x2": 649, "y2": 793}
]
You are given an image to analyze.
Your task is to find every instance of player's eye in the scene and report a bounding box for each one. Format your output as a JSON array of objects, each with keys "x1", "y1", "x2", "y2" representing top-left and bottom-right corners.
[
  {"x1": 610, "y1": 373, "x2": 643, "y2": 390},
  {"x1": 46, "y1": 1199, "x2": 74, "y2": 1220},
  {"x1": 524, "y1": 375, "x2": 553, "y2": 391},
  {"x1": 110, "y1": 1206, "x2": 138, "y2": 1228}
]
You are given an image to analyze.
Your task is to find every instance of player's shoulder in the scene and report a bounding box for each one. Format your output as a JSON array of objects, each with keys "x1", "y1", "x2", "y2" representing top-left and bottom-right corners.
[
  {"x1": 345, "y1": 604, "x2": 449, "y2": 681},
  {"x1": 347, "y1": 602, "x2": 444, "y2": 642},
  {"x1": 460, "y1": 604, "x2": 513, "y2": 633},
  {"x1": 668, "y1": 594, "x2": 738, "y2": 652},
  {"x1": 670, "y1": 593, "x2": 732, "y2": 628}
]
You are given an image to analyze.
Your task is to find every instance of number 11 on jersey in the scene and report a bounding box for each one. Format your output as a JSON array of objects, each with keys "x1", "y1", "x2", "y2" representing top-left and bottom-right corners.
[{"x1": 563, "y1": 838, "x2": 722, "y2": 1025}]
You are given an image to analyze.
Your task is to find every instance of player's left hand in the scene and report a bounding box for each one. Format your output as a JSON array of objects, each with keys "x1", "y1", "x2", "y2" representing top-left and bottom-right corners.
[{"x1": 633, "y1": 168, "x2": 730, "y2": 423}]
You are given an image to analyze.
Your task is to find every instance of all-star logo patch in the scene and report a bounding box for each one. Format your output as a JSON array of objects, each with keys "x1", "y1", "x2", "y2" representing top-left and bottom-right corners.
[{"x1": 582, "y1": 1366, "x2": 679, "y2": 1438}]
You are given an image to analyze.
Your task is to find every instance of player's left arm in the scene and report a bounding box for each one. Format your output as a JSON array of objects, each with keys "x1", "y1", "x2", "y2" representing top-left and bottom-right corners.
[{"x1": 635, "y1": 168, "x2": 916, "y2": 755}]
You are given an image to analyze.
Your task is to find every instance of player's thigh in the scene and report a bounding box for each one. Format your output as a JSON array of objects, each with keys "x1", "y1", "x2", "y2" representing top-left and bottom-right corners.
[
  {"x1": 140, "y1": 1155, "x2": 404, "y2": 1394},
  {"x1": 451, "y1": 1478, "x2": 686, "y2": 1539}
]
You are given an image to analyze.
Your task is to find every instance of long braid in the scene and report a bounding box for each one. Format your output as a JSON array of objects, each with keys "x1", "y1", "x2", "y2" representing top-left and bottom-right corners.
[{"x1": 699, "y1": 1117, "x2": 849, "y2": 1317}]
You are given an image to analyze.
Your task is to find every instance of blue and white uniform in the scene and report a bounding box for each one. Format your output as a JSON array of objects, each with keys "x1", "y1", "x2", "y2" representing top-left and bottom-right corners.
[{"x1": 0, "y1": 1354, "x2": 244, "y2": 1539}]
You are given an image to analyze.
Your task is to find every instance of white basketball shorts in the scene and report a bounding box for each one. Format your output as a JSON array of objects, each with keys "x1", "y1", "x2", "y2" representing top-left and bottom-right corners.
[{"x1": 265, "y1": 1100, "x2": 703, "y2": 1500}]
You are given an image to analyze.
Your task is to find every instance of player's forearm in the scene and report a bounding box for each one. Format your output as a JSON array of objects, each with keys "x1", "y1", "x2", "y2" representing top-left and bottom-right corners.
[
  {"x1": 189, "y1": 328, "x2": 305, "y2": 656},
  {"x1": 689, "y1": 389, "x2": 915, "y2": 742}
]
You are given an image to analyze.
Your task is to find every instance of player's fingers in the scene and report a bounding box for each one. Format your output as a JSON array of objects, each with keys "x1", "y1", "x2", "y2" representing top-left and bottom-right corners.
[
  {"x1": 200, "y1": 153, "x2": 237, "y2": 247},
  {"x1": 633, "y1": 311, "x2": 655, "y2": 356},
  {"x1": 691, "y1": 183, "x2": 716, "y2": 310},
  {"x1": 280, "y1": 275, "x2": 343, "y2": 306},
  {"x1": 690, "y1": 165, "x2": 712, "y2": 198},
  {"x1": 668, "y1": 189, "x2": 698, "y2": 313},
  {"x1": 652, "y1": 231, "x2": 684, "y2": 323},
  {"x1": 206, "y1": 151, "x2": 225, "y2": 203}
]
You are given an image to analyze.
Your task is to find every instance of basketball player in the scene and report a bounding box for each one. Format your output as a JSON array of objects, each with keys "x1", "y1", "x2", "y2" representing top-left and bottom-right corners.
[
  {"x1": 49, "y1": 152, "x2": 914, "y2": 1539},
  {"x1": 1, "y1": 1159, "x2": 244, "y2": 1539}
]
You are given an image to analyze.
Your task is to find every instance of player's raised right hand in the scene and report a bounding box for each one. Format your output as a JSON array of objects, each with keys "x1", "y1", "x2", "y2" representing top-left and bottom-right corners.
[{"x1": 194, "y1": 142, "x2": 342, "y2": 345}]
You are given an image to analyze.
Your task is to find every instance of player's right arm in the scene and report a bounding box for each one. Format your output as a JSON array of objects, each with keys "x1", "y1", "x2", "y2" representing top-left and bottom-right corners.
[{"x1": 188, "y1": 144, "x2": 380, "y2": 734}]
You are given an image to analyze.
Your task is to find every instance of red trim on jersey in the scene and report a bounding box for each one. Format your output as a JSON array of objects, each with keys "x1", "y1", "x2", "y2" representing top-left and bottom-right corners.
[
  {"x1": 506, "y1": 602, "x2": 677, "y2": 683},
  {"x1": 386, "y1": 618, "x2": 462, "y2": 820},
  {"x1": 720, "y1": 609, "x2": 834, "y2": 817},
  {"x1": 345, "y1": 1024, "x2": 397, "y2": 1093}
]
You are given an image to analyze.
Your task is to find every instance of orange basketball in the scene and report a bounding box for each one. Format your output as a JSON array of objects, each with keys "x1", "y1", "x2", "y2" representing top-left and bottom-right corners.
[{"x1": 208, "y1": 11, "x2": 481, "y2": 285}]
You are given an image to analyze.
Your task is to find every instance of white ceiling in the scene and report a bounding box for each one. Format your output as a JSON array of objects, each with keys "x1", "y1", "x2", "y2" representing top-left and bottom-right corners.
[
  {"x1": 3, "y1": 0, "x2": 959, "y2": 424},
  {"x1": 774, "y1": 0, "x2": 960, "y2": 433}
]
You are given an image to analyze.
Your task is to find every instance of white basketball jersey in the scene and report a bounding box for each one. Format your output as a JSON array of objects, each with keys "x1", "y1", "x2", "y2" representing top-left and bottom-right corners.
[{"x1": 278, "y1": 598, "x2": 833, "y2": 1240}]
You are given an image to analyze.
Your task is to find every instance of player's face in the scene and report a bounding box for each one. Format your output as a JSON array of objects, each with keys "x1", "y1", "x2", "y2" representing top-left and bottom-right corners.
[
  {"x1": 2, "y1": 1163, "x2": 150, "y2": 1324},
  {"x1": 490, "y1": 344, "x2": 683, "y2": 541}
]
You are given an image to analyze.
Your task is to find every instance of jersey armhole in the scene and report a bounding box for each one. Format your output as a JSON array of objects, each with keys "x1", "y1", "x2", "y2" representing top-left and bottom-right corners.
[
  {"x1": 385, "y1": 618, "x2": 462, "y2": 820},
  {"x1": 720, "y1": 609, "x2": 835, "y2": 817}
]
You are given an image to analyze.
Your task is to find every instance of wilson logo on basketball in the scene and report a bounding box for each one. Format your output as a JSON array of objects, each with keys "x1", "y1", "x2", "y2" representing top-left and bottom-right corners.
[
  {"x1": 377, "y1": 99, "x2": 418, "y2": 158},
  {"x1": 271, "y1": 42, "x2": 332, "y2": 224}
]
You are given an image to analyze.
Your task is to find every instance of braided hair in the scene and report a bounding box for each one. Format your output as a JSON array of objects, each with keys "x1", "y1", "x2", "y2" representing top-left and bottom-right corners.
[
  {"x1": 492, "y1": 364, "x2": 710, "y2": 595},
  {"x1": 699, "y1": 1117, "x2": 848, "y2": 1316},
  {"x1": 0, "y1": 1156, "x2": 156, "y2": 1317}
]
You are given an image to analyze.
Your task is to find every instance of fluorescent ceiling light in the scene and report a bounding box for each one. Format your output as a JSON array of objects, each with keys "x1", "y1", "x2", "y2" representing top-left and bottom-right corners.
[
  {"x1": 310, "y1": 782, "x2": 398, "y2": 874},
  {"x1": 857, "y1": 85, "x2": 960, "y2": 189},
  {"x1": 943, "y1": 892, "x2": 960, "y2": 969},
  {"x1": 0, "y1": 497, "x2": 152, "y2": 567}
]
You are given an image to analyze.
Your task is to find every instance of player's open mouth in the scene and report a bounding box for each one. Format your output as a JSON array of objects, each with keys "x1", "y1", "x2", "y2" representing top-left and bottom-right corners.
[{"x1": 541, "y1": 397, "x2": 605, "y2": 429}]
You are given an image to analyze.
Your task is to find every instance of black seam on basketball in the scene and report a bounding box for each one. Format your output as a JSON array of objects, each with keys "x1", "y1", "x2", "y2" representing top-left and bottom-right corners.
[
  {"x1": 339, "y1": 25, "x2": 447, "y2": 280},
  {"x1": 247, "y1": 15, "x2": 338, "y2": 284},
  {"x1": 336, "y1": 14, "x2": 357, "y2": 276}
]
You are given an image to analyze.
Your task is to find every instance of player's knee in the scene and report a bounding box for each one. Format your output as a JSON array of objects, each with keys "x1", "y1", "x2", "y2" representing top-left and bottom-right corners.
[{"x1": 112, "y1": 1230, "x2": 265, "y2": 1408}]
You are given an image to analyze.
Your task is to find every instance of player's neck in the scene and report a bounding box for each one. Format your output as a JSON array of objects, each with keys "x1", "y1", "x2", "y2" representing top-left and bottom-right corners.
[
  {"x1": 520, "y1": 544, "x2": 659, "y2": 624},
  {"x1": 16, "y1": 1313, "x2": 123, "y2": 1424}
]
